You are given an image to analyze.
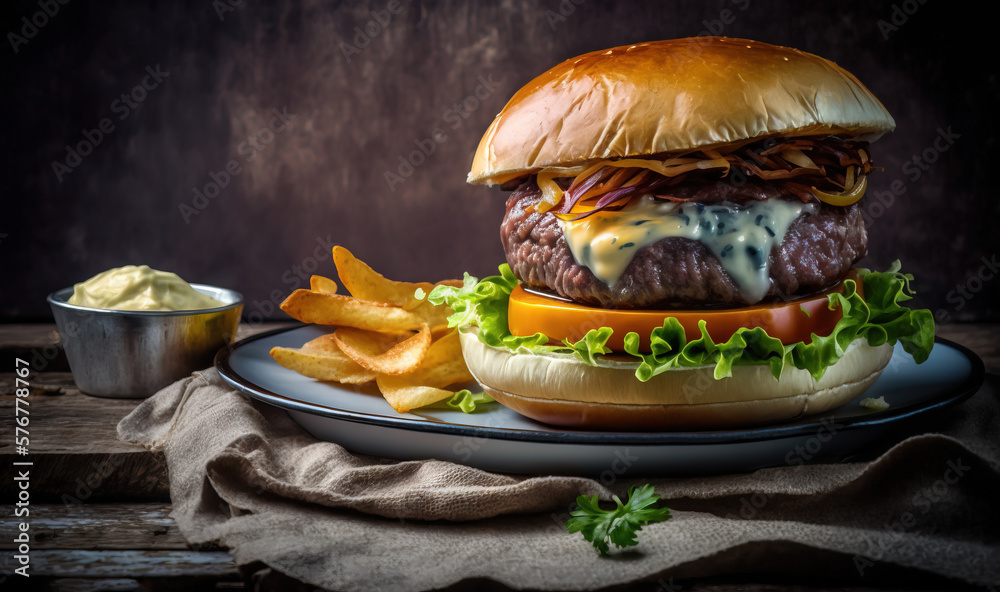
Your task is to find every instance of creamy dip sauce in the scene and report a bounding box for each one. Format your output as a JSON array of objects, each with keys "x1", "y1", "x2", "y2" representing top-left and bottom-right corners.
[{"x1": 68, "y1": 265, "x2": 225, "y2": 311}]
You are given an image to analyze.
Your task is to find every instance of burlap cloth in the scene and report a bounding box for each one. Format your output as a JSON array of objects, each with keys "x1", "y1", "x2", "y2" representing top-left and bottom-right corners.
[{"x1": 118, "y1": 368, "x2": 1000, "y2": 591}]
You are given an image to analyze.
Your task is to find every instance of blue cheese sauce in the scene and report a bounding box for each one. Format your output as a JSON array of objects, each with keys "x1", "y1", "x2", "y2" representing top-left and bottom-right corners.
[{"x1": 558, "y1": 195, "x2": 813, "y2": 302}]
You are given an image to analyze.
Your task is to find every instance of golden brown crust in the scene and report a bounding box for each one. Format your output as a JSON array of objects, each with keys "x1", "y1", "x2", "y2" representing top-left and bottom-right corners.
[
  {"x1": 459, "y1": 329, "x2": 893, "y2": 430},
  {"x1": 469, "y1": 37, "x2": 895, "y2": 185}
]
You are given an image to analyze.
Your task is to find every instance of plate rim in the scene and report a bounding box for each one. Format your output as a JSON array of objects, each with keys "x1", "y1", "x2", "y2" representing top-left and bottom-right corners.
[{"x1": 215, "y1": 325, "x2": 985, "y2": 446}]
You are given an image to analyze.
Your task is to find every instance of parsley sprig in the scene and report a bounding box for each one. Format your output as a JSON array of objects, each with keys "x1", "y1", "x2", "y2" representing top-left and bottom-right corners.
[{"x1": 565, "y1": 484, "x2": 671, "y2": 555}]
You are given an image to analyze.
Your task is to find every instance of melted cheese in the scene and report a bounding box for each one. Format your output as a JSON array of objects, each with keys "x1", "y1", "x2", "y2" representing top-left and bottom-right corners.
[{"x1": 558, "y1": 196, "x2": 813, "y2": 302}]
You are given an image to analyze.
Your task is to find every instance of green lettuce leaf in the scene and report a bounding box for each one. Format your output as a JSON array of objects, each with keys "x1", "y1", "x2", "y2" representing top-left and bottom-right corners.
[
  {"x1": 426, "y1": 262, "x2": 934, "y2": 382},
  {"x1": 429, "y1": 389, "x2": 496, "y2": 413},
  {"x1": 564, "y1": 327, "x2": 614, "y2": 365}
]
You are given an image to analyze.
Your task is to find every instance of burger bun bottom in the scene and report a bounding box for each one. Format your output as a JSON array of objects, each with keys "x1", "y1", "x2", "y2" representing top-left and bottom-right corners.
[{"x1": 459, "y1": 328, "x2": 893, "y2": 431}]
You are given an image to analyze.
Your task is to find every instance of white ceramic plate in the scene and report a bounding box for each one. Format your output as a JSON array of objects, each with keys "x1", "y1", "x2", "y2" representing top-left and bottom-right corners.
[{"x1": 216, "y1": 325, "x2": 983, "y2": 476}]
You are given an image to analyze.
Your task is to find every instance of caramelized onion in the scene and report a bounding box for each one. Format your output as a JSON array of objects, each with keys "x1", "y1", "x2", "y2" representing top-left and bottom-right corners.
[
  {"x1": 537, "y1": 136, "x2": 873, "y2": 217},
  {"x1": 812, "y1": 173, "x2": 867, "y2": 206}
]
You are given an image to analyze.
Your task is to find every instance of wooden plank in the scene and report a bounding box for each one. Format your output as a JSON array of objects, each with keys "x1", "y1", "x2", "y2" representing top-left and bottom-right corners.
[
  {"x1": 0, "y1": 324, "x2": 69, "y2": 372},
  {"x1": 0, "y1": 373, "x2": 169, "y2": 500},
  {"x1": 9, "y1": 579, "x2": 150, "y2": 592},
  {"x1": 0, "y1": 373, "x2": 145, "y2": 454},
  {"x1": 0, "y1": 504, "x2": 241, "y2": 589},
  {"x1": 0, "y1": 451, "x2": 169, "y2": 502},
  {"x1": 0, "y1": 504, "x2": 187, "y2": 551},
  {"x1": 7, "y1": 550, "x2": 238, "y2": 579},
  {"x1": 0, "y1": 323, "x2": 297, "y2": 499}
]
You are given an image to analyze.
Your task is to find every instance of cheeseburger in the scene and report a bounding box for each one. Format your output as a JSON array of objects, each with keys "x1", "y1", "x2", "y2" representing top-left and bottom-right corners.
[{"x1": 429, "y1": 37, "x2": 933, "y2": 430}]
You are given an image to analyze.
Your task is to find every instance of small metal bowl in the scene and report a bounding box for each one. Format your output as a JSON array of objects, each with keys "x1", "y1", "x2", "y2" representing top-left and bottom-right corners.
[{"x1": 47, "y1": 284, "x2": 243, "y2": 398}]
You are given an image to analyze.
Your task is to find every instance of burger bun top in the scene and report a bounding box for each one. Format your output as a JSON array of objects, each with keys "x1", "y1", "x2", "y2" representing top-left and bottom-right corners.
[{"x1": 468, "y1": 37, "x2": 895, "y2": 185}]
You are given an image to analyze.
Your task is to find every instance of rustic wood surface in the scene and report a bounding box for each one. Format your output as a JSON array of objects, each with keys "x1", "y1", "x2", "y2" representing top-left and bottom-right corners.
[
  {"x1": 0, "y1": 503, "x2": 188, "y2": 550},
  {"x1": 1, "y1": 322, "x2": 995, "y2": 591},
  {"x1": 0, "y1": 372, "x2": 169, "y2": 502}
]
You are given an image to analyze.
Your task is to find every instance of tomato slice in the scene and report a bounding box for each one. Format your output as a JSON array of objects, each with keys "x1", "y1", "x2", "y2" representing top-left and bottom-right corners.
[{"x1": 507, "y1": 278, "x2": 859, "y2": 353}]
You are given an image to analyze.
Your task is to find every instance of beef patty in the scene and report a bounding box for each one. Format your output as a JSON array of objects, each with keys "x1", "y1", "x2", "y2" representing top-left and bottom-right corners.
[{"x1": 501, "y1": 178, "x2": 868, "y2": 308}]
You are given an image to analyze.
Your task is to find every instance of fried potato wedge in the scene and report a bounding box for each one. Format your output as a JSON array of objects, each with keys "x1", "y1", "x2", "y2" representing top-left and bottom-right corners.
[
  {"x1": 333, "y1": 246, "x2": 434, "y2": 310},
  {"x1": 373, "y1": 332, "x2": 474, "y2": 412},
  {"x1": 398, "y1": 333, "x2": 473, "y2": 382},
  {"x1": 375, "y1": 378, "x2": 453, "y2": 414},
  {"x1": 309, "y1": 275, "x2": 339, "y2": 295},
  {"x1": 270, "y1": 345, "x2": 375, "y2": 384},
  {"x1": 408, "y1": 280, "x2": 465, "y2": 328},
  {"x1": 301, "y1": 333, "x2": 345, "y2": 355},
  {"x1": 273, "y1": 249, "x2": 475, "y2": 414},
  {"x1": 408, "y1": 301, "x2": 452, "y2": 331},
  {"x1": 280, "y1": 289, "x2": 425, "y2": 331},
  {"x1": 407, "y1": 355, "x2": 474, "y2": 389},
  {"x1": 332, "y1": 324, "x2": 431, "y2": 375}
]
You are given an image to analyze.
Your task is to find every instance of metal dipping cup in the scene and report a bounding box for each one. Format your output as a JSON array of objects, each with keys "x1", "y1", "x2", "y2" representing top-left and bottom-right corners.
[{"x1": 47, "y1": 284, "x2": 243, "y2": 398}]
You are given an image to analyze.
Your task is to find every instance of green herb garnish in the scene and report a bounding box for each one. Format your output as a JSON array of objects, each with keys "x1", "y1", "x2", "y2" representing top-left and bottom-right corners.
[{"x1": 565, "y1": 484, "x2": 672, "y2": 555}]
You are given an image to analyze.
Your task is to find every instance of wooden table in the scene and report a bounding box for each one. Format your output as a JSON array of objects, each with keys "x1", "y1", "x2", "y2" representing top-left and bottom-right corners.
[{"x1": 1, "y1": 323, "x2": 995, "y2": 591}]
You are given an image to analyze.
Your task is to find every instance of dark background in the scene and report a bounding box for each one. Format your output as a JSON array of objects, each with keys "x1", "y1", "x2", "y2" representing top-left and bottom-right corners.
[{"x1": 2, "y1": 0, "x2": 996, "y2": 325}]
